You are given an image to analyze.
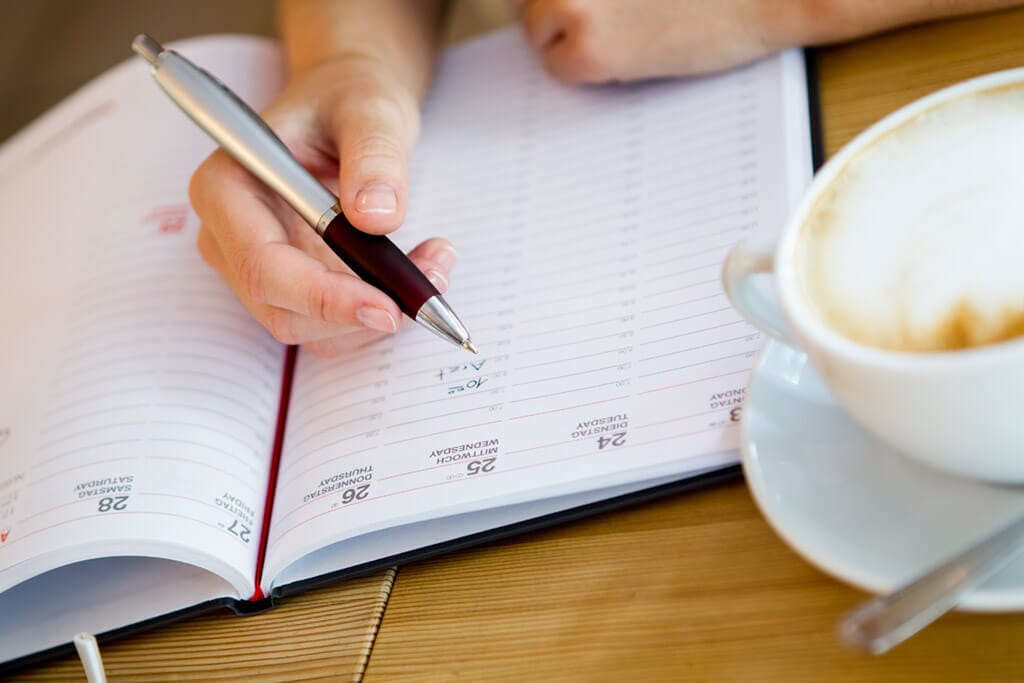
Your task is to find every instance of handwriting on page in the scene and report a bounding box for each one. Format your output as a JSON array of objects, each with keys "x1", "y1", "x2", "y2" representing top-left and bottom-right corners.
[{"x1": 263, "y1": 34, "x2": 794, "y2": 576}]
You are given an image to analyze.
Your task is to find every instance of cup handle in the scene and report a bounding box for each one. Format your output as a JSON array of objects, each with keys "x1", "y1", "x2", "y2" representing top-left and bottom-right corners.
[{"x1": 722, "y1": 239, "x2": 797, "y2": 346}]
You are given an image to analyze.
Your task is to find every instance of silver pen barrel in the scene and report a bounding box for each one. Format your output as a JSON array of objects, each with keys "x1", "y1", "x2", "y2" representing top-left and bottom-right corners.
[
  {"x1": 133, "y1": 34, "x2": 477, "y2": 354},
  {"x1": 132, "y1": 34, "x2": 336, "y2": 229}
]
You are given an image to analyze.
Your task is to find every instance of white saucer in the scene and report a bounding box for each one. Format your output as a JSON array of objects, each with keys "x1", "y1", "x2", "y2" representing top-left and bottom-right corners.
[{"x1": 741, "y1": 340, "x2": 1024, "y2": 611}]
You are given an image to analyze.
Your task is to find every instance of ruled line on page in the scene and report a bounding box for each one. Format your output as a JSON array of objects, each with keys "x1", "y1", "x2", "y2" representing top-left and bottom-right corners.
[{"x1": 262, "y1": 32, "x2": 807, "y2": 572}]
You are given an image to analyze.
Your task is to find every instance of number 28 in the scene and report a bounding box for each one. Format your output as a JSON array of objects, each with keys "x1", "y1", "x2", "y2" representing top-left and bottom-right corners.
[{"x1": 97, "y1": 496, "x2": 128, "y2": 512}]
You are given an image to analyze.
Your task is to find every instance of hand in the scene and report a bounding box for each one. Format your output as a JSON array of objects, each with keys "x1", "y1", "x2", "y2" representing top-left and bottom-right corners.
[
  {"x1": 189, "y1": 55, "x2": 456, "y2": 357},
  {"x1": 519, "y1": 0, "x2": 1024, "y2": 84},
  {"x1": 519, "y1": 0, "x2": 789, "y2": 84}
]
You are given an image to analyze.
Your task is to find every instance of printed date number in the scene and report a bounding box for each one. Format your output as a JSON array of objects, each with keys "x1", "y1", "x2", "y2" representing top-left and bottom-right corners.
[
  {"x1": 597, "y1": 432, "x2": 626, "y2": 450},
  {"x1": 97, "y1": 496, "x2": 129, "y2": 512},
  {"x1": 227, "y1": 519, "x2": 251, "y2": 543},
  {"x1": 466, "y1": 458, "x2": 497, "y2": 475},
  {"x1": 341, "y1": 484, "x2": 371, "y2": 505}
]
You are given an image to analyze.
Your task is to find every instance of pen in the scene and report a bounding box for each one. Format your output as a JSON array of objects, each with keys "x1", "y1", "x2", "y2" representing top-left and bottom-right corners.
[{"x1": 131, "y1": 34, "x2": 477, "y2": 354}]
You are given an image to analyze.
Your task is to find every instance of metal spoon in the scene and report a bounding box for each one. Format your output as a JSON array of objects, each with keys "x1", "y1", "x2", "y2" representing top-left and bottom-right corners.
[{"x1": 838, "y1": 511, "x2": 1024, "y2": 654}]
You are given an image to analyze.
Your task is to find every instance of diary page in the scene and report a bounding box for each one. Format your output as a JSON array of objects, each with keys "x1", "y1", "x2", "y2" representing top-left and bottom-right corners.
[
  {"x1": 0, "y1": 37, "x2": 286, "y2": 598},
  {"x1": 265, "y1": 28, "x2": 811, "y2": 584}
]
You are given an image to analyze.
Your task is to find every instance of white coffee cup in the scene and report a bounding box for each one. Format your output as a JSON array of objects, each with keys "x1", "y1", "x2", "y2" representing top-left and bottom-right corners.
[{"x1": 723, "y1": 68, "x2": 1024, "y2": 483}]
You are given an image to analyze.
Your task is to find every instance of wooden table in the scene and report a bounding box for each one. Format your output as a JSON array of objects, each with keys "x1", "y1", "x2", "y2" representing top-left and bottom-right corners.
[{"x1": 11, "y1": 5, "x2": 1024, "y2": 682}]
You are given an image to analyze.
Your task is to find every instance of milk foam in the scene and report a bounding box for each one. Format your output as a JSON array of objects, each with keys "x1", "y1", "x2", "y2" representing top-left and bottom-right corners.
[{"x1": 797, "y1": 86, "x2": 1024, "y2": 352}]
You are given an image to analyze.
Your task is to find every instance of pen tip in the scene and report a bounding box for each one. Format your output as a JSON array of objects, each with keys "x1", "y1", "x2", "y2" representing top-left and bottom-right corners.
[
  {"x1": 464, "y1": 340, "x2": 478, "y2": 354},
  {"x1": 132, "y1": 34, "x2": 163, "y2": 65}
]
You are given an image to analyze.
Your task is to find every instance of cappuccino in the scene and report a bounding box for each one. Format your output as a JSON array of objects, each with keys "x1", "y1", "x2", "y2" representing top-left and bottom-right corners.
[{"x1": 796, "y1": 85, "x2": 1024, "y2": 352}]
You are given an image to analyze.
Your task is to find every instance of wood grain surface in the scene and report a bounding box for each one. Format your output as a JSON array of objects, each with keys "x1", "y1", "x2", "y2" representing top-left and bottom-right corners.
[
  {"x1": 8, "y1": 569, "x2": 395, "y2": 682},
  {"x1": 816, "y1": 5, "x2": 1024, "y2": 158},
  {"x1": 366, "y1": 485, "x2": 1024, "y2": 682},
  {"x1": 5, "y1": 3, "x2": 1024, "y2": 682}
]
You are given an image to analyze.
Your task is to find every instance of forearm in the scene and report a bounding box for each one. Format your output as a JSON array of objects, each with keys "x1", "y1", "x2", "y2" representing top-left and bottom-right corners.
[
  {"x1": 277, "y1": 0, "x2": 448, "y2": 101},
  {"x1": 774, "y1": 0, "x2": 1024, "y2": 47}
]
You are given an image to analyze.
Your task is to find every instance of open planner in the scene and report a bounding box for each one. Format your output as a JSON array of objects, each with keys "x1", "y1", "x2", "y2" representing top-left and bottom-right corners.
[{"x1": 0, "y1": 28, "x2": 813, "y2": 667}]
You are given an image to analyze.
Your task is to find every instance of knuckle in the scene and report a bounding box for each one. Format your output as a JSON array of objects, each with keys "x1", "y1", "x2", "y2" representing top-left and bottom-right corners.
[
  {"x1": 522, "y1": 11, "x2": 545, "y2": 43},
  {"x1": 554, "y1": 36, "x2": 611, "y2": 83},
  {"x1": 237, "y1": 248, "x2": 267, "y2": 303},
  {"x1": 553, "y1": 0, "x2": 587, "y2": 23},
  {"x1": 337, "y1": 92, "x2": 417, "y2": 155},
  {"x1": 359, "y1": 92, "x2": 404, "y2": 120},
  {"x1": 305, "y1": 339, "x2": 342, "y2": 359},
  {"x1": 263, "y1": 308, "x2": 299, "y2": 345},
  {"x1": 366, "y1": 91, "x2": 418, "y2": 132},
  {"x1": 525, "y1": 0, "x2": 591, "y2": 47},
  {"x1": 312, "y1": 281, "x2": 346, "y2": 324},
  {"x1": 349, "y1": 131, "x2": 405, "y2": 166}
]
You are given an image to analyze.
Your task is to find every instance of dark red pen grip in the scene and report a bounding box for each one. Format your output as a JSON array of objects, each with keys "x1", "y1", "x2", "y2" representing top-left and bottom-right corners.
[{"x1": 320, "y1": 212, "x2": 437, "y2": 318}]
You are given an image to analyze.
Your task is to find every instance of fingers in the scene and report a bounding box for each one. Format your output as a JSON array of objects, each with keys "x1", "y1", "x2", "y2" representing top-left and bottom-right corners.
[
  {"x1": 190, "y1": 150, "x2": 291, "y2": 245},
  {"x1": 521, "y1": 0, "x2": 612, "y2": 84},
  {"x1": 239, "y1": 237, "x2": 457, "y2": 325},
  {"x1": 199, "y1": 226, "x2": 400, "y2": 342},
  {"x1": 522, "y1": 0, "x2": 575, "y2": 50},
  {"x1": 200, "y1": 226, "x2": 364, "y2": 338},
  {"x1": 257, "y1": 303, "x2": 386, "y2": 345},
  {"x1": 328, "y1": 86, "x2": 420, "y2": 236},
  {"x1": 407, "y1": 238, "x2": 458, "y2": 293},
  {"x1": 236, "y1": 241, "x2": 402, "y2": 331},
  {"x1": 305, "y1": 329, "x2": 392, "y2": 359},
  {"x1": 189, "y1": 60, "x2": 459, "y2": 358},
  {"x1": 541, "y1": 36, "x2": 609, "y2": 84},
  {"x1": 298, "y1": 238, "x2": 461, "y2": 356},
  {"x1": 196, "y1": 202, "x2": 457, "y2": 352}
]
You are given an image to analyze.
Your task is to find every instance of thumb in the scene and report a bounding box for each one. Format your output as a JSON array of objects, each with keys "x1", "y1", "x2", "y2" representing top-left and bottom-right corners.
[{"x1": 330, "y1": 90, "x2": 419, "y2": 236}]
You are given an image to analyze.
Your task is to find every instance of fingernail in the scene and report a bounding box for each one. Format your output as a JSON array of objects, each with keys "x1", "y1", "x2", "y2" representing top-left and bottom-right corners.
[
  {"x1": 434, "y1": 245, "x2": 457, "y2": 270},
  {"x1": 355, "y1": 183, "x2": 398, "y2": 214},
  {"x1": 356, "y1": 307, "x2": 397, "y2": 333},
  {"x1": 426, "y1": 269, "x2": 449, "y2": 292}
]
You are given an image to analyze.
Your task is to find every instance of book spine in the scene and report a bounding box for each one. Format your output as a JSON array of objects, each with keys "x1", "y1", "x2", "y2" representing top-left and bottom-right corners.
[{"x1": 250, "y1": 345, "x2": 298, "y2": 600}]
